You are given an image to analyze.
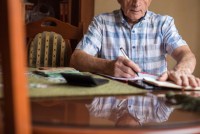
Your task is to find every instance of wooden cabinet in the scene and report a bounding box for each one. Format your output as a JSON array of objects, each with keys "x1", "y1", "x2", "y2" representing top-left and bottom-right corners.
[{"x1": 25, "y1": 0, "x2": 94, "y2": 32}]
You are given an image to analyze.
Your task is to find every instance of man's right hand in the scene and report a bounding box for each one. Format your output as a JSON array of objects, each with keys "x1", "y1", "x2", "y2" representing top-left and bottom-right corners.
[
  {"x1": 70, "y1": 50, "x2": 141, "y2": 78},
  {"x1": 107, "y1": 56, "x2": 141, "y2": 78}
]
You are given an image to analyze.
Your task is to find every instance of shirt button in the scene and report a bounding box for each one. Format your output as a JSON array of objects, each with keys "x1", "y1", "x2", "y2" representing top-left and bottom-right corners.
[
  {"x1": 132, "y1": 30, "x2": 135, "y2": 33},
  {"x1": 132, "y1": 46, "x2": 136, "y2": 49}
]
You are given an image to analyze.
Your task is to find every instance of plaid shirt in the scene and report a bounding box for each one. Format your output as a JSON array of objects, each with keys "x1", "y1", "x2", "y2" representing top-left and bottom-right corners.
[
  {"x1": 76, "y1": 10, "x2": 187, "y2": 75},
  {"x1": 86, "y1": 93, "x2": 173, "y2": 125}
]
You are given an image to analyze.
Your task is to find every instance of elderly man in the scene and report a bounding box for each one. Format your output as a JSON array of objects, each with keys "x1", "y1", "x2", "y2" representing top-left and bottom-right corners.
[{"x1": 70, "y1": 0, "x2": 200, "y2": 87}]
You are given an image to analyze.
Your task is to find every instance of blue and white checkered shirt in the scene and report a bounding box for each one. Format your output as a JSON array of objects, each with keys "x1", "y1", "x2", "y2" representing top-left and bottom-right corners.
[{"x1": 76, "y1": 10, "x2": 187, "y2": 75}]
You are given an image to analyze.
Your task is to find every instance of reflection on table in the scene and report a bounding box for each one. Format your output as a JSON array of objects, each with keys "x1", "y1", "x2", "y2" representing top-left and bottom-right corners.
[
  {"x1": 1, "y1": 91, "x2": 200, "y2": 134},
  {"x1": 86, "y1": 93, "x2": 173, "y2": 126},
  {"x1": 30, "y1": 93, "x2": 200, "y2": 130}
]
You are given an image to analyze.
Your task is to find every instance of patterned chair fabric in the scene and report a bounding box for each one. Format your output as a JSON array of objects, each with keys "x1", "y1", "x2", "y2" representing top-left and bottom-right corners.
[{"x1": 28, "y1": 31, "x2": 70, "y2": 67}]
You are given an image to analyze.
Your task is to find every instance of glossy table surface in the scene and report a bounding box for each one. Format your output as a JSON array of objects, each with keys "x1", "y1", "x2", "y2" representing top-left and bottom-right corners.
[
  {"x1": 30, "y1": 90, "x2": 200, "y2": 134},
  {"x1": 0, "y1": 92, "x2": 200, "y2": 132},
  {"x1": 1, "y1": 71, "x2": 200, "y2": 134}
]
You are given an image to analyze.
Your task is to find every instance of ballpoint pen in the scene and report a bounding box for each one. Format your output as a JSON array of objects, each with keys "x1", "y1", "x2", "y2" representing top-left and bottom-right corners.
[
  {"x1": 120, "y1": 47, "x2": 139, "y2": 77},
  {"x1": 117, "y1": 99, "x2": 127, "y2": 107}
]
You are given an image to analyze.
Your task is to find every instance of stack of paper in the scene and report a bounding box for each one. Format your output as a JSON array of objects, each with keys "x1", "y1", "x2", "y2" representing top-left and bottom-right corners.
[
  {"x1": 144, "y1": 77, "x2": 200, "y2": 90},
  {"x1": 100, "y1": 72, "x2": 200, "y2": 90},
  {"x1": 99, "y1": 72, "x2": 158, "y2": 81}
]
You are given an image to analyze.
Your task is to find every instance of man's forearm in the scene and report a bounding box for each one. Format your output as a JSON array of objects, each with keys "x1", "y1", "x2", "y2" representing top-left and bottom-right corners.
[
  {"x1": 70, "y1": 50, "x2": 113, "y2": 74},
  {"x1": 172, "y1": 46, "x2": 196, "y2": 74}
]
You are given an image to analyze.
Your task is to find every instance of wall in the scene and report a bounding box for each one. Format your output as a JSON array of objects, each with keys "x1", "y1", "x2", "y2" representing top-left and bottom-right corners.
[
  {"x1": 94, "y1": 0, "x2": 200, "y2": 76},
  {"x1": 94, "y1": 0, "x2": 120, "y2": 15}
]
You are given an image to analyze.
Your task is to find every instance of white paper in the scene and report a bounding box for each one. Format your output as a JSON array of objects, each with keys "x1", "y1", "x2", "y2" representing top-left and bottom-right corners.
[
  {"x1": 144, "y1": 77, "x2": 200, "y2": 90},
  {"x1": 99, "y1": 72, "x2": 159, "y2": 81}
]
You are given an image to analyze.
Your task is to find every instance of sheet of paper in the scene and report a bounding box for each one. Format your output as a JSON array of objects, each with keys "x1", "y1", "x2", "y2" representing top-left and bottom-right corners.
[
  {"x1": 144, "y1": 77, "x2": 200, "y2": 90},
  {"x1": 99, "y1": 72, "x2": 159, "y2": 81}
]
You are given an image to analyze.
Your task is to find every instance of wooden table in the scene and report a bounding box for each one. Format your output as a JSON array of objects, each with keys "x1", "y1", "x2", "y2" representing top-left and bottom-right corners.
[{"x1": 1, "y1": 72, "x2": 200, "y2": 134}]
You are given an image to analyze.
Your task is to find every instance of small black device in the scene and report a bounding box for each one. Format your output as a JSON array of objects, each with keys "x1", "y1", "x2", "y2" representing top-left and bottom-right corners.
[
  {"x1": 61, "y1": 73, "x2": 109, "y2": 87},
  {"x1": 128, "y1": 80, "x2": 155, "y2": 90}
]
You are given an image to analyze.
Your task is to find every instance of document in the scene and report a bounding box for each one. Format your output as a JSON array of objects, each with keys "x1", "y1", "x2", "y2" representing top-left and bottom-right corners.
[
  {"x1": 144, "y1": 77, "x2": 200, "y2": 90},
  {"x1": 100, "y1": 73, "x2": 200, "y2": 90},
  {"x1": 99, "y1": 72, "x2": 159, "y2": 81}
]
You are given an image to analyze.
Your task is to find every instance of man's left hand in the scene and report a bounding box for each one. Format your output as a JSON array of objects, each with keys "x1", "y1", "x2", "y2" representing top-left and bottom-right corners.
[{"x1": 158, "y1": 70, "x2": 200, "y2": 87}]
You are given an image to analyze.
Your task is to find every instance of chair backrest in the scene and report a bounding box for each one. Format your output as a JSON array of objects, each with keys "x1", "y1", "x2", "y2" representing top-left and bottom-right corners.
[
  {"x1": 26, "y1": 17, "x2": 83, "y2": 67},
  {"x1": 28, "y1": 31, "x2": 69, "y2": 67}
]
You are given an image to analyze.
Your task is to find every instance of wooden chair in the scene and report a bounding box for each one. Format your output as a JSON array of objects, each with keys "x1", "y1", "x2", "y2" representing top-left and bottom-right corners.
[{"x1": 26, "y1": 17, "x2": 83, "y2": 67}]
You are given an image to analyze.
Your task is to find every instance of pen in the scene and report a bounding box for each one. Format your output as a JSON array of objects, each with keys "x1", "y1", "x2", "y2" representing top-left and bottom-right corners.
[
  {"x1": 117, "y1": 99, "x2": 127, "y2": 107},
  {"x1": 120, "y1": 47, "x2": 139, "y2": 77}
]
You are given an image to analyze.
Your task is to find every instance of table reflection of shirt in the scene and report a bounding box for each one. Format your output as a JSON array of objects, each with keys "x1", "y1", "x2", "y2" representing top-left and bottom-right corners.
[{"x1": 86, "y1": 93, "x2": 173, "y2": 126}]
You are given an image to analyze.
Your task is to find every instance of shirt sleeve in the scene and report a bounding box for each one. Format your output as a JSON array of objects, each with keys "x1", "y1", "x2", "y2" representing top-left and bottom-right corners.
[
  {"x1": 75, "y1": 15, "x2": 103, "y2": 56},
  {"x1": 162, "y1": 16, "x2": 187, "y2": 55}
]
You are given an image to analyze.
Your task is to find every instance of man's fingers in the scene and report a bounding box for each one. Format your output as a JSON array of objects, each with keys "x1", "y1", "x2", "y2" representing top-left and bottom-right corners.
[
  {"x1": 122, "y1": 57, "x2": 141, "y2": 72},
  {"x1": 113, "y1": 57, "x2": 140, "y2": 78},
  {"x1": 158, "y1": 72, "x2": 168, "y2": 81},
  {"x1": 161, "y1": 71, "x2": 182, "y2": 86},
  {"x1": 188, "y1": 75, "x2": 198, "y2": 87},
  {"x1": 196, "y1": 78, "x2": 200, "y2": 87},
  {"x1": 164, "y1": 70, "x2": 200, "y2": 87},
  {"x1": 180, "y1": 75, "x2": 189, "y2": 87},
  {"x1": 119, "y1": 65, "x2": 136, "y2": 77}
]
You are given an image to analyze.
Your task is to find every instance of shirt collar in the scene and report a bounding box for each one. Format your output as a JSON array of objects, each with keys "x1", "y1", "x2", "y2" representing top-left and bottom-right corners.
[{"x1": 118, "y1": 9, "x2": 150, "y2": 24}]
